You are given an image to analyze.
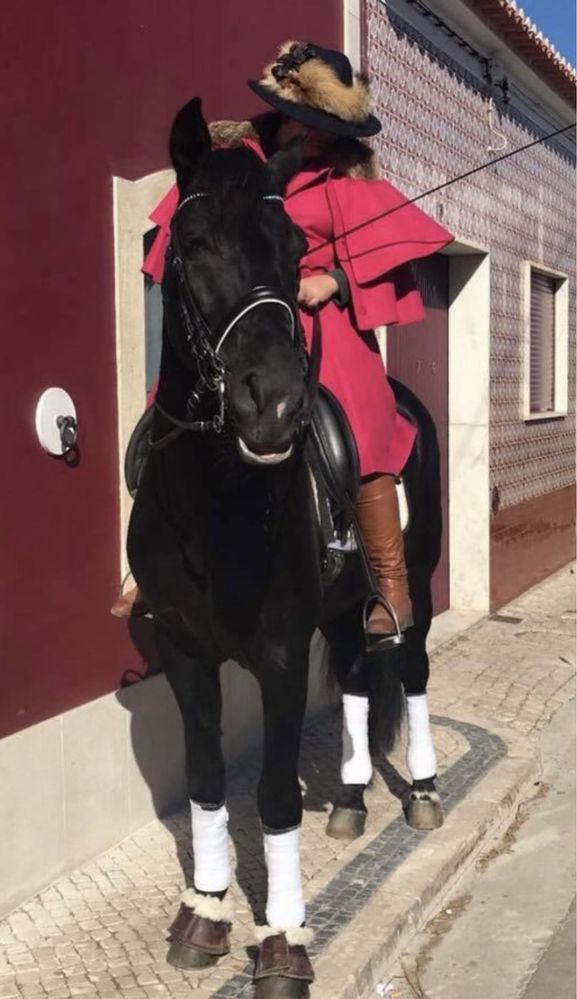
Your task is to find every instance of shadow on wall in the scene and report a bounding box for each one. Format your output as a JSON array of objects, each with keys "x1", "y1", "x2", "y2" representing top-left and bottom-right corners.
[
  {"x1": 114, "y1": 625, "x2": 335, "y2": 917},
  {"x1": 115, "y1": 618, "x2": 188, "y2": 821},
  {"x1": 156, "y1": 698, "x2": 344, "y2": 926}
]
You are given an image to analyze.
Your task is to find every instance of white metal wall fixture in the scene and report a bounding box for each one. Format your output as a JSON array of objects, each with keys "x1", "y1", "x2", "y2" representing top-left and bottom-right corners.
[{"x1": 35, "y1": 388, "x2": 78, "y2": 456}]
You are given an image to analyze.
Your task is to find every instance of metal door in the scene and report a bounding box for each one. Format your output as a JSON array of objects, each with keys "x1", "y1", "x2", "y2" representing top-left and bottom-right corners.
[{"x1": 386, "y1": 255, "x2": 450, "y2": 614}]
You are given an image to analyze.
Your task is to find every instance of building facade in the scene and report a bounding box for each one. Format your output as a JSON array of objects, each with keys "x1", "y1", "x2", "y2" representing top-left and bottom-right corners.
[{"x1": 363, "y1": 0, "x2": 576, "y2": 610}]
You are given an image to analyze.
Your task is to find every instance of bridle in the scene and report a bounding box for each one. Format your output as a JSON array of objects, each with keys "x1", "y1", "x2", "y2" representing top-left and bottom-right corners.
[{"x1": 152, "y1": 191, "x2": 321, "y2": 449}]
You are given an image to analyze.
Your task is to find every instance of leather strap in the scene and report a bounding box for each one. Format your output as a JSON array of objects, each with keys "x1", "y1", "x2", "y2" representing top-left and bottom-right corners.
[{"x1": 306, "y1": 307, "x2": 322, "y2": 403}]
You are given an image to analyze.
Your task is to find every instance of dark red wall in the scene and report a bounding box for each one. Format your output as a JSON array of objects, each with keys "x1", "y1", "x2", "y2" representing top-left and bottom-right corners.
[{"x1": 1, "y1": 2, "x2": 342, "y2": 739}]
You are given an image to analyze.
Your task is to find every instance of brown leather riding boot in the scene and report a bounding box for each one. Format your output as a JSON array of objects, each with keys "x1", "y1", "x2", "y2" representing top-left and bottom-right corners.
[
  {"x1": 110, "y1": 584, "x2": 147, "y2": 619},
  {"x1": 355, "y1": 474, "x2": 413, "y2": 639}
]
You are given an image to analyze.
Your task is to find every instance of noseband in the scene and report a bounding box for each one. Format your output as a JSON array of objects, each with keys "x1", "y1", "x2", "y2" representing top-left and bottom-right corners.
[{"x1": 152, "y1": 191, "x2": 320, "y2": 449}]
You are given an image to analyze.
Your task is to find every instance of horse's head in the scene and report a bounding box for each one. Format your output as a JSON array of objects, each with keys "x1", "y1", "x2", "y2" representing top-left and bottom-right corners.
[{"x1": 166, "y1": 98, "x2": 311, "y2": 465}]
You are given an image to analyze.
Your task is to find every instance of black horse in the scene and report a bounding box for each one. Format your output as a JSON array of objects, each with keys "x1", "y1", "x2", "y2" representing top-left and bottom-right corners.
[{"x1": 127, "y1": 98, "x2": 442, "y2": 999}]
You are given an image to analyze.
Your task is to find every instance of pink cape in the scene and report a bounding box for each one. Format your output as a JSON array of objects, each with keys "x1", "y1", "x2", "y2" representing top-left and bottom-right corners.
[{"x1": 142, "y1": 142, "x2": 453, "y2": 475}]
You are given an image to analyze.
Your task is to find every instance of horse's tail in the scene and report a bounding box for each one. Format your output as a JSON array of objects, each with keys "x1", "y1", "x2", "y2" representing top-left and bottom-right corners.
[{"x1": 367, "y1": 644, "x2": 405, "y2": 755}]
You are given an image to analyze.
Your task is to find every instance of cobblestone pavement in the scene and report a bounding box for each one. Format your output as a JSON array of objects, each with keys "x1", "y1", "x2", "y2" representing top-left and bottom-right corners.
[{"x1": 1, "y1": 567, "x2": 574, "y2": 999}]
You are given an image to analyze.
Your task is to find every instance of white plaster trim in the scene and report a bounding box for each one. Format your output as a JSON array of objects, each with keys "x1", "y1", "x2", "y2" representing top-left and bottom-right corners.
[
  {"x1": 343, "y1": 0, "x2": 362, "y2": 71},
  {"x1": 521, "y1": 260, "x2": 569, "y2": 422},
  {"x1": 113, "y1": 169, "x2": 175, "y2": 576},
  {"x1": 446, "y1": 242, "x2": 491, "y2": 612},
  {"x1": 523, "y1": 412, "x2": 568, "y2": 423}
]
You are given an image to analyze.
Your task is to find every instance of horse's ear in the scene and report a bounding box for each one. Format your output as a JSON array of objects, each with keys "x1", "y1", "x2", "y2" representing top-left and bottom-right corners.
[
  {"x1": 169, "y1": 97, "x2": 212, "y2": 190},
  {"x1": 266, "y1": 138, "x2": 304, "y2": 194}
]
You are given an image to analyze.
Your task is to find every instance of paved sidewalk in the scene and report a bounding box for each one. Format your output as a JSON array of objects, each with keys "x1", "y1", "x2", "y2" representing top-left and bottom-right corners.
[{"x1": 1, "y1": 566, "x2": 574, "y2": 999}]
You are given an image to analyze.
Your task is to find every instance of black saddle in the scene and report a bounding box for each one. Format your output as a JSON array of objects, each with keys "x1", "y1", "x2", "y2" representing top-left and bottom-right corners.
[
  {"x1": 124, "y1": 387, "x2": 361, "y2": 509},
  {"x1": 125, "y1": 406, "x2": 155, "y2": 498},
  {"x1": 307, "y1": 386, "x2": 360, "y2": 510}
]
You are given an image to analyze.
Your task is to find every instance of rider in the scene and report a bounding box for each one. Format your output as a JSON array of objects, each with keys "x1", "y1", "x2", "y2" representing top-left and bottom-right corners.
[{"x1": 112, "y1": 42, "x2": 453, "y2": 644}]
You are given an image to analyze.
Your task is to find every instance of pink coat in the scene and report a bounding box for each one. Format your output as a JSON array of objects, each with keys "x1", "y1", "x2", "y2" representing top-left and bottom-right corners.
[{"x1": 143, "y1": 140, "x2": 453, "y2": 476}]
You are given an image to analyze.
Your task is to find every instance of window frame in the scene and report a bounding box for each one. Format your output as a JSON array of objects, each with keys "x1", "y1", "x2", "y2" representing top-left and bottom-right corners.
[{"x1": 521, "y1": 260, "x2": 569, "y2": 423}]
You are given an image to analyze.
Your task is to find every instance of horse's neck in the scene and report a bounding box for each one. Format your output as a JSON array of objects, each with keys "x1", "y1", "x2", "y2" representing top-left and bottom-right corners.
[{"x1": 156, "y1": 327, "x2": 195, "y2": 412}]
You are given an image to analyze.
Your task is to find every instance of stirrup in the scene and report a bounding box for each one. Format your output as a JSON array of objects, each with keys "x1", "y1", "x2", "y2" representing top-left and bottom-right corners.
[{"x1": 362, "y1": 592, "x2": 406, "y2": 652}]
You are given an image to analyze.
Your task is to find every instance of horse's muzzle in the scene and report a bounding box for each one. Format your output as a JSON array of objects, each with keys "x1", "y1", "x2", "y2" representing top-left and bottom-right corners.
[{"x1": 236, "y1": 436, "x2": 294, "y2": 466}]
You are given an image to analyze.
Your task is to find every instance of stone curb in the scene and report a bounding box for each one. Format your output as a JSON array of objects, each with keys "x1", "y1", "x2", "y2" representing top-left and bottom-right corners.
[{"x1": 311, "y1": 727, "x2": 540, "y2": 998}]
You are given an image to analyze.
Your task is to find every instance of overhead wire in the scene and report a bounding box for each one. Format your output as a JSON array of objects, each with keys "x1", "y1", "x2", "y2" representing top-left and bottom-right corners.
[{"x1": 302, "y1": 121, "x2": 576, "y2": 258}]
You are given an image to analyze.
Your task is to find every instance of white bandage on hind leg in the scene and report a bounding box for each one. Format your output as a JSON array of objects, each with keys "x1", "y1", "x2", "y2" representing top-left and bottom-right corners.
[
  {"x1": 190, "y1": 801, "x2": 231, "y2": 893},
  {"x1": 406, "y1": 694, "x2": 437, "y2": 781},
  {"x1": 264, "y1": 827, "x2": 305, "y2": 929},
  {"x1": 341, "y1": 693, "x2": 372, "y2": 785}
]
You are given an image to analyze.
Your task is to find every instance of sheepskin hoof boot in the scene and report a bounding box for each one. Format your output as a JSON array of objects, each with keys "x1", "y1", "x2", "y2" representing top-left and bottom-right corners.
[
  {"x1": 404, "y1": 779, "x2": 443, "y2": 831},
  {"x1": 167, "y1": 891, "x2": 232, "y2": 970},
  {"x1": 255, "y1": 978, "x2": 310, "y2": 999},
  {"x1": 166, "y1": 939, "x2": 218, "y2": 970},
  {"x1": 254, "y1": 928, "x2": 314, "y2": 999},
  {"x1": 326, "y1": 785, "x2": 367, "y2": 841}
]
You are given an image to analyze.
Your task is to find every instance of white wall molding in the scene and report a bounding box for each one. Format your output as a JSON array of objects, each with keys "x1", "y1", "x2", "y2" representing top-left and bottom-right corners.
[
  {"x1": 446, "y1": 242, "x2": 491, "y2": 612},
  {"x1": 343, "y1": 0, "x2": 362, "y2": 70},
  {"x1": 113, "y1": 170, "x2": 175, "y2": 576}
]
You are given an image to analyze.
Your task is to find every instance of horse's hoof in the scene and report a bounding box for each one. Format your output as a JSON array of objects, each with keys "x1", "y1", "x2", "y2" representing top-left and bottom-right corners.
[
  {"x1": 404, "y1": 790, "x2": 443, "y2": 831},
  {"x1": 254, "y1": 977, "x2": 310, "y2": 999},
  {"x1": 166, "y1": 940, "x2": 219, "y2": 970},
  {"x1": 326, "y1": 806, "x2": 367, "y2": 840}
]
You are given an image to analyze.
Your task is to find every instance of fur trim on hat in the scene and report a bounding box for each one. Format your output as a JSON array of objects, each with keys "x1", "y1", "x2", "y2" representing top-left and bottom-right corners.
[
  {"x1": 260, "y1": 41, "x2": 371, "y2": 123},
  {"x1": 208, "y1": 116, "x2": 379, "y2": 180},
  {"x1": 180, "y1": 889, "x2": 234, "y2": 923},
  {"x1": 209, "y1": 118, "x2": 259, "y2": 148},
  {"x1": 254, "y1": 925, "x2": 315, "y2": 947}
]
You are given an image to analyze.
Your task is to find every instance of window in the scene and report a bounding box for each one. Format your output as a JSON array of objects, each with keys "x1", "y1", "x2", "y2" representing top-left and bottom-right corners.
[
  {"x1": 522, "y1": 263, "x2": 569, "y2": 421},
  {"x1": 529, "y1": 270, "x2": 556, "y2": 413},
  {"x1": 143, "y1": 228, "x2": 163, "y2": 395}
]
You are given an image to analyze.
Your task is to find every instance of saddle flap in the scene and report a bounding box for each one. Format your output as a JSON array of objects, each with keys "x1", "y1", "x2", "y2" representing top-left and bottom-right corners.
[
  {"x1": 308, "y1": 386, "x2": 360, "y2": 508},
  {"x1": 124, "y1": 406, "x2": 155, "y2": 497}
]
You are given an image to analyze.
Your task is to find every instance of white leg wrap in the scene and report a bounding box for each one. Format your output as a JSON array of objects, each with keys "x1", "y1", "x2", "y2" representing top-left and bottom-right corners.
[
  {"x1": 406, "y1": 694, "x2": 437, "y2": 781},
  {"x1": 191, "y1": 802, "x2": 231, "y2": 894},
  {"x1": 264, "y1": 828, "x2": 305, "y2": 929},
  {"x1": 341, "y1": 694, "x2": 372, "y2": 785}
]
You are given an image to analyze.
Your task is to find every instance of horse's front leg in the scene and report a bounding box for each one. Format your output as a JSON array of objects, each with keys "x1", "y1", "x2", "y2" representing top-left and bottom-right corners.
[
  {"x1": 254, "y1": 655, "x2": 314, "y2": 999},
  {"x1": 155, "y1": 626, "x2": 234, "y2": 970}
]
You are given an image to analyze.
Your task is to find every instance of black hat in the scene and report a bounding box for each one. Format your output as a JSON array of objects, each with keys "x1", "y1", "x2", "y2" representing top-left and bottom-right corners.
[{"x1": 248, "y1": 41, "x2": 382, "y2": 138}]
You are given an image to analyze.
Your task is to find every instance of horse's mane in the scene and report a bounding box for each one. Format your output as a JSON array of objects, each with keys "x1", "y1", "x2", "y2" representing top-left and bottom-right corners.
[{"x1": 198, "y1": 146, "x2": 269, "y2": 203}]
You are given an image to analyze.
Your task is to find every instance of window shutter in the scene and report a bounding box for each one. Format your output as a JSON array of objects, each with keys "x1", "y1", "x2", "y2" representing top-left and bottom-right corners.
[{"x1": 529, "y1": 270, "x2": 556, "y2": 414}]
